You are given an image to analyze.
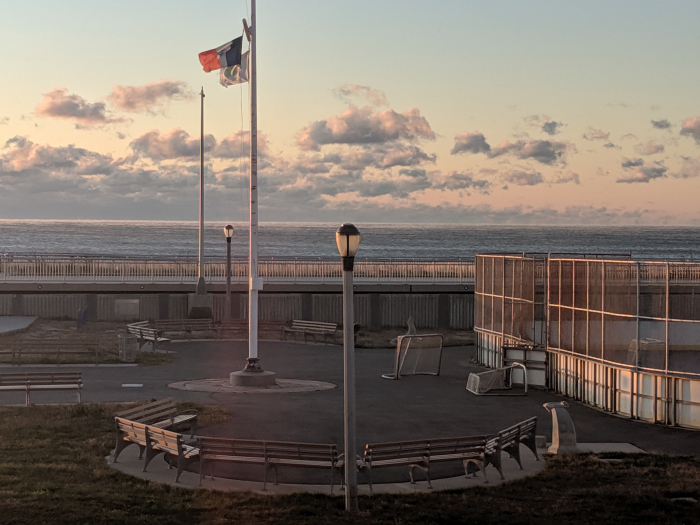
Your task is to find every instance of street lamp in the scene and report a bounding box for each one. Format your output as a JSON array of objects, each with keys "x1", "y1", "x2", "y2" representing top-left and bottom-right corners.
[
  {"x1": 336, "y1": 223, "x2": 360, "y2": 513},
  {"x1": 224, "y1": 225, "x2": 234, "y2": 320}
]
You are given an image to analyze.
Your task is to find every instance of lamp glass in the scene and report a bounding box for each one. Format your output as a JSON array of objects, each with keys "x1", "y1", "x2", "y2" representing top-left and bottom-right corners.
[
  {"x1": 224, "y1": 224, "x2": 234, "y2": 239},
  {"x1": 335, "y1": 223, "x2": 360, "y2": 257}
]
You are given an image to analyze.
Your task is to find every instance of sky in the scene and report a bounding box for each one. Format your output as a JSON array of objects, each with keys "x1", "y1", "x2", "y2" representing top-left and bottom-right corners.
[{"x1": 1, "y1": 0, "x2": 699, "y2": 225}]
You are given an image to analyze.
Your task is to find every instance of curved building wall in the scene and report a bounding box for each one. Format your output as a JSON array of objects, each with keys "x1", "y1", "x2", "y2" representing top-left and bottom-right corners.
[{"x1": 475, "y1": 254, "x2": 700, "y2": 430}]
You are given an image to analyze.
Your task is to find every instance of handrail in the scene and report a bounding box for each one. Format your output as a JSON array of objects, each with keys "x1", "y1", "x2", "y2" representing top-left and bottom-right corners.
[{"x1": 0, "y1": 255, "x2": 475, "y2": 284}]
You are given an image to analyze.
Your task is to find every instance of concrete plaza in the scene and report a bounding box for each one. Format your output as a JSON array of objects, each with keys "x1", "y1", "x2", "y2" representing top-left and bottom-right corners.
[{"x1": 1, "y1": 331, "x2": 698, "y2": 490}]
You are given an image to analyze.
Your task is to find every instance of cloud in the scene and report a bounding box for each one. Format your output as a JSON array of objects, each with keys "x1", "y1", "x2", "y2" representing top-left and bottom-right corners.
[
  {"x1": 1, "y1": 136, "x2": 116, "y2": 178},
  {"x1": 489, "y1": 139, "x2": 571, "y2": 166},
  {"x1": 541, "y1": 121, "x2": 563, "y2": 135},
  {"x1": 634, "y1": 140, "x2": 665, "y2": 156},
  {"x1": 603, "y1": 143, "x2": 620, "y2": 150},
  {"x1": 554, "y1": 171, "x2": 580, "y2": 184},
  {"x1": 451, "y1": 132, "x2": 491, "y2": 155},
  {"x1": 620, "y1": 133, "x2": 638, "y2": 141},
  {"x1": 130, "y1": 128, "x2": 215, "y2": 161},
  {"x1": 523, "y1": 115, "x2": 564, "y2": 136},
  {"x1": 296, "y1": 106, "x2": 434, "y2": 151},
  {"x1": 333, "y1": 84, "x2": 388, "y2": 107},
  {"x1": 671, "y1": 157, "x2": 700, "y2": 179},
  {"x1": 651, "y1": 119, "x2": 671, "y2": 130},
  {"x1": 617, "y1": 159, "x2": 667, "y2": 183},
  {"x1": 501, "y1": 170, "x2": 544, "y2": 186},
  {"x1": 0, "y1": 117, "x2": 8, "y2": 125},
  {"x1": 34, "y1": 88, "x2": 118, "y2": 126},
  {"x1": 621, "y1": 157, "x2": 644, "y2": 168},
  {"x1": 453, "y1": 132, "x2": 572, "y2": 165},
  {"x1": 680, "y1": 116, "x2": 700, "y2": 144},
  {"x1": 582, "y1": 127, "x2": 610, "y2": 141},
  {"x1": 435, "y1": 171, "x2": 490, "y2": 192},
  {"x1": 210, "y1": 130, "x2": 268, "y2": 159},
  {"x1": 108, "y1": 80, "x2": 194, "y2": 114}
]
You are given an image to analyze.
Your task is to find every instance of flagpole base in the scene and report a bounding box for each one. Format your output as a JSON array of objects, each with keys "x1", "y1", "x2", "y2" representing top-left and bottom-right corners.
[{"x1": 230, "y1": 359, "x2": 276, "y2": 387}]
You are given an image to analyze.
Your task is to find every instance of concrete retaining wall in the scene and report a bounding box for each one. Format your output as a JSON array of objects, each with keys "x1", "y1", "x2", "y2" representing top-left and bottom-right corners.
[{"x1": 0, "y1": 292, "x2": 474, "y2": 329}]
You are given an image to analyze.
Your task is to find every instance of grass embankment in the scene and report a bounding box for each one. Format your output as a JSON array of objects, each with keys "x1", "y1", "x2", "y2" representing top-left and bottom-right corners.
[
  {"x1": 0, "y1": 405, "x2": 698, "y2": 524},
  {"x1": 0, "y1": 320, "x2": 176, "y2": 366}
]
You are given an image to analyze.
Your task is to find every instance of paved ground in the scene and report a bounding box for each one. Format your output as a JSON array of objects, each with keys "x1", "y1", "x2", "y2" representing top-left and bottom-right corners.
[
  {"x1": 0, "y1": 316, "x2": 37, "y2": 335},
  {"x1": 2, "y1": 338, "x2": 698, "y2": 486}
]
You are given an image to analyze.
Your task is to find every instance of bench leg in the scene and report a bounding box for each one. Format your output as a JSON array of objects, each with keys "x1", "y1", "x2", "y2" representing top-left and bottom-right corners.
[
  {"x1": 485, "y1": 451, "x2": 505, "y2": 480},
  {"x1": 505, "y1": 443, "x2": 523, "y2": 470},
  {"x1": 409, "y1": 462, "x2": 432, "y2": 489},
  {"x1": 262, "y1": 460, "x2": 269, "y2": 491},
  {"x1": 465, "y1": 459, "x2": 488, "y2": 483}
]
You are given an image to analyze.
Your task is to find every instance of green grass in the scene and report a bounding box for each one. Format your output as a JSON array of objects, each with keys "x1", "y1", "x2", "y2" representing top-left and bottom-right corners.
[{"x1": 0, "y1": 404, "x2": 698, "y2": 524}]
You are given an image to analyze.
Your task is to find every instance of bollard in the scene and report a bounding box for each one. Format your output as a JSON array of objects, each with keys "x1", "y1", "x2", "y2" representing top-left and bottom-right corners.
[{"x1": 542, "y1": 401, "x2": 578, "y2": 454}]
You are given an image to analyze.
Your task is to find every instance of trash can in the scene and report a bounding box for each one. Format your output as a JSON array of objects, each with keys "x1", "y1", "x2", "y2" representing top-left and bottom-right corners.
[{"x1": 118, "y1": 333, "x2": 138, "y2": 362}]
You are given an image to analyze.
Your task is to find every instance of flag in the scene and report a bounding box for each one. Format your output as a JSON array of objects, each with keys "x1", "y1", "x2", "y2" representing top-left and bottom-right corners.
[
  {"x1": 199, "y1": 37, "x2": 243, "y2": 73},
  {"x1": 220, "y1": 51, "x2": 249, "y2": 87}
]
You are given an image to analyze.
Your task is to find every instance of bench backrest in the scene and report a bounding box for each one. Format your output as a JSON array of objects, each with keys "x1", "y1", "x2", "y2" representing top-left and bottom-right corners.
[
  {"x1": 146, "y1": 425, "x2": 183, "y2": 455},
  {"x1": 0, "y1": 341, "x2": 101, "y2": 349},
  {"x1": 115, "y1": 417, "x2": 148, "y2": 443},
  {"x1": 127, "y1": 326, "x2": 161, "y2": 337},
  {"x1": 0, "y1": 372, "x2": 82, "y2": 386},
  {"x1": 364, "y1": 440, "x2": 431, "y2": 462},
  {"x1": 115, "y1": 398, "x2": 177, "y2": 424},
  {"x1": 198, "y1": 436, "x2": 267, "y2": 460},
  {"x1": 427, "y1": 435, "x2": 487, "y2": 457},
  {"x1": 265, "y1": 440, "x2": 338, "y2": 463},
  {"x1": 290, "y1": 320, "x2": 337, "y2": 330},
  {"x1": 498, "y1": 416, "x2": 537, "y2": 447}
]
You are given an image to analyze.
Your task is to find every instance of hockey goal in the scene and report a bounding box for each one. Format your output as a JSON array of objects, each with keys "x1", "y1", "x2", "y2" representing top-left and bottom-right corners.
[
  {"x1": 381, "y1": 334, "x2": 443, "y2": 380},
  {"x1": 466, "y1": 363, "x2": 528, "y2": 395}
]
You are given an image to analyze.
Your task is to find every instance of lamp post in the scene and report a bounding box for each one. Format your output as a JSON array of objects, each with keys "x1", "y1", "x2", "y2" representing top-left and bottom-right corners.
[
  {"x1": 336, "y1": 223, "x2": 360, "y2": 513},
  {"x1": 224, "y1": 225, "x2": 234, "y2": 320}
]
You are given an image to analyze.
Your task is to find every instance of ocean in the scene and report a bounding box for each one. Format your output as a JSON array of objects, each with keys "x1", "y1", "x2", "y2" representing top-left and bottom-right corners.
[{"x1": 1, "y1": 220, "x2": 699, "y2": 260}]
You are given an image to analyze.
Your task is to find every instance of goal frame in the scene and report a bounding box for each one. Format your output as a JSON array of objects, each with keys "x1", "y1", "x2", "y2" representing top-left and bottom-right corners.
[
  {"x1": 381, "y1": 333, "x2": 444, "y2": 380},
  {"x1": 466, "y1": 363, "x2": 528, "y2": 395}
]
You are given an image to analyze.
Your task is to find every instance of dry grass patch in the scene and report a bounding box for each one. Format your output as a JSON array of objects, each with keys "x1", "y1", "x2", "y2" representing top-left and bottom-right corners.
[{"x1": 0, "y1": 404, "x2": 698, "y2": 524}]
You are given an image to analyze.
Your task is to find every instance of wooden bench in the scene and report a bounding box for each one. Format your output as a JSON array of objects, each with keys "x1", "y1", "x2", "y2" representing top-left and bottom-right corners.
[
  {"x1": 153, "y1": 319, "x2": 213, "y2": 339},
  {"x1": 198, "y1": 437, "x2": 339, "y2": 492},
  {"x1": 0, "y1": 340, "x2": 102, "y2": 364},
  {"x1": 115, "y1": 398, "x2": 197, "y2": 437},
  {"x1": 486, "y1": 417, "x2": 539, "y2": 479},
  {"x1": 281, "y1": 320, "x2": 337, "y2": 344},
  {"x1": 0, "y1": 372, "x2": 82, "y2": 405},
  {"x1": 356, "y1": 435, "x2": 493, "y2": 491},
  {"x1": 126, "y1": 321, "x2": 170, "y2": 351},
  {"x1": 112, "y1": 417, "x2": 199, "y2": 483}
]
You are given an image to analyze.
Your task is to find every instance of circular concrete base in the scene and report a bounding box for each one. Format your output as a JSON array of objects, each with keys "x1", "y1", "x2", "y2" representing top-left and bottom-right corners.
[
  {"x1": 168, "y1": 378, "x2": 336, "y2": 394},
  {"x1": 230, "y1": 370, "x2": 277, "y2": 387}
]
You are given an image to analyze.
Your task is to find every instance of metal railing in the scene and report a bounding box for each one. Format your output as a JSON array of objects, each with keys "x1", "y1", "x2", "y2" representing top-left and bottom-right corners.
[{"x1": 0, "y1": 255, "x2": 475, "y2": 284}]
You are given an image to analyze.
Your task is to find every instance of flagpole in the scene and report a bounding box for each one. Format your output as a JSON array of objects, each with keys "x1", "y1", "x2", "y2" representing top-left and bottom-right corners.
[
  {"x1": 197, "y1": 87, "x2": 206, "y2": 294},
  {"x1": 231, "y1": 0, "x2": 275, "y2": 385}
]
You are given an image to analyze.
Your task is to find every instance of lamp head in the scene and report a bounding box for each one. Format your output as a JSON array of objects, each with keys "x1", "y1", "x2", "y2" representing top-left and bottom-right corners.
[
  {"x1": 224, "y1": 224, "x2": 234, "y2": 240},
  {"x1": 336, "y1": 223, "x2": 361, "y2": 259}
]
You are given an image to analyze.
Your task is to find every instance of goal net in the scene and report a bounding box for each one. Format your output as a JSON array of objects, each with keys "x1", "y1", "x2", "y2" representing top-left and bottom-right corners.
[
  {"x1": 466, "y1": 363, "x2": 528, "y2": 395},
  {"x1": 382, "y1": 334, "x2": 443, "y2": 380}
]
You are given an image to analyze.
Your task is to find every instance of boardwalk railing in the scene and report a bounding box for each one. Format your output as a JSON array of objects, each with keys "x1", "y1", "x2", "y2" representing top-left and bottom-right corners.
[{"x1": 0, "y1": 255, "x2": 475, "y2": 284}]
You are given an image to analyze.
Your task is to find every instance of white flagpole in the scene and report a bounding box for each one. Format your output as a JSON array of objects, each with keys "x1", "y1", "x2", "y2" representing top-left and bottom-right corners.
[
  {"x1": 230, "y1": 1, "x2": 275, "y2": 386},
  {"x1": 247, "y1": 0, "x2": 260, "y2": 367}
]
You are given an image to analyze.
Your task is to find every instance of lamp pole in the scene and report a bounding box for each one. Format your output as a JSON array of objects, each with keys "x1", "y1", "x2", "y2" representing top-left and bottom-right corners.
[
  {"x1": 336, "y1": 223, "x2": 360, "y2": 513},
  {"x1": 197, "y1": 87, "x2": 206, "y2": 294},
  {"x1": 224, "y1": 225, "x2": 234, "y2": 320}
]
